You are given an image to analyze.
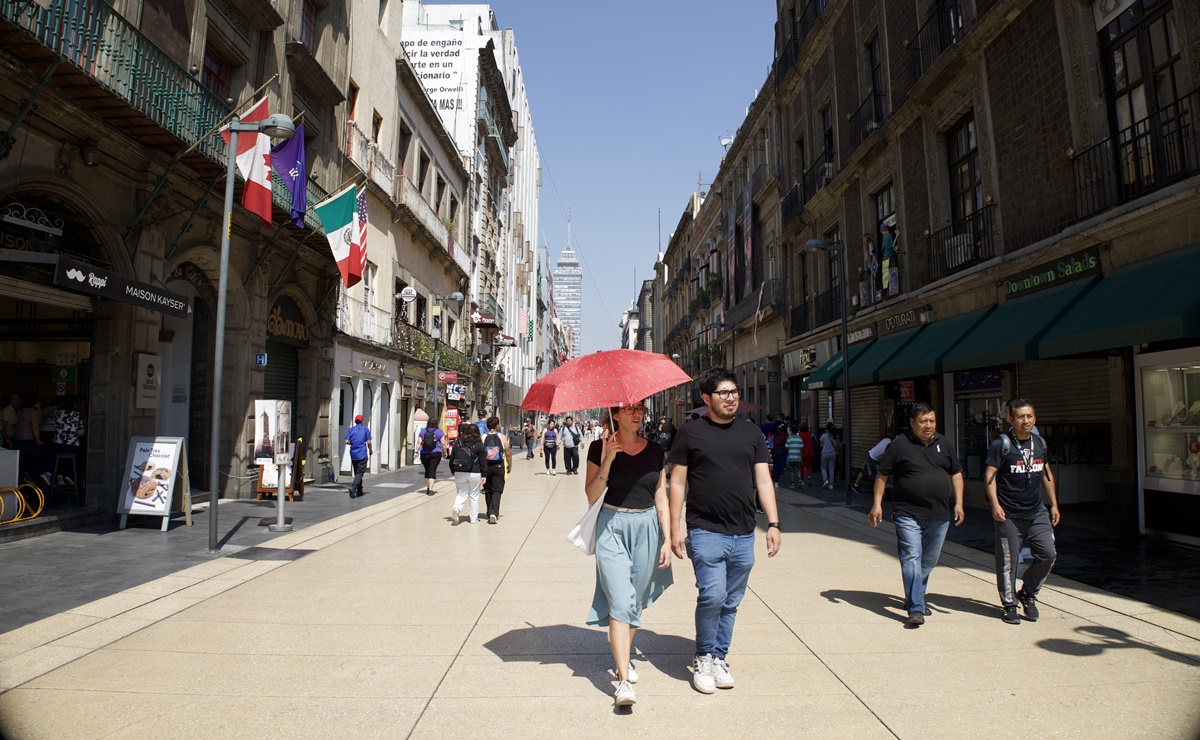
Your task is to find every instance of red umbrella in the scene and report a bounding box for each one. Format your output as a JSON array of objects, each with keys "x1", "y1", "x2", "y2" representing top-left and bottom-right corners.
[{"x1": 521, "y1": 349, "x2": 692, "y2": 414}]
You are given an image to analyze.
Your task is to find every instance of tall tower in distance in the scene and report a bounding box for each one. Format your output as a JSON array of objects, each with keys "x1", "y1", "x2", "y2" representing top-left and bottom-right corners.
[{"x1": 553, "y1": 216, "x2": 583, "y2": 359}]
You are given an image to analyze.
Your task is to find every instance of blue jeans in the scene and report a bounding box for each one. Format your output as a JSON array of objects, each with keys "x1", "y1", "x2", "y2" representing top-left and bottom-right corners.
[
  {"x1": 685, "y1": 528, "x2": 755, "y2": 659},
  {"x1": 770, "y1": 448, "x2": 788, "y2": 482},
  {"x1": 893, "y1": 514, "x2": 950, "y2": 615}
]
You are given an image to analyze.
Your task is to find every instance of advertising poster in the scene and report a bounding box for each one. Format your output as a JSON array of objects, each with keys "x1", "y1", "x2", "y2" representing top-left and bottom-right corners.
[
  {"x1": 117, "y1": 437, "x2": 191, "y2": 530},
  {"x1": 135, "y1": 353, "x2": 160, "y2": 409},
  {"x1": 254, "y1": 400, "x2": 292, "y2": 465}
]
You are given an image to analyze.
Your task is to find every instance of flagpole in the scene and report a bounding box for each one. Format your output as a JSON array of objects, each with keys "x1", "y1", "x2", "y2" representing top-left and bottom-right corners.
[
  {"x1": 181, "y1": 74, "x2": 280, "y2": 160},
  {"x1": 310, "y1": 175, "x2": 367, "y2": 212}
]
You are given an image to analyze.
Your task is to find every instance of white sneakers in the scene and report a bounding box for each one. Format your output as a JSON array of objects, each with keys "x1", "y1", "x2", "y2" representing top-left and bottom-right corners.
[
  {"x1": 451, "y1": 507, "x2": 461, "y2": 525},
  {"x1": 692, "y1": 654, "x2": 734, "y2": 693},
  {"x1": 549, "y1": 469, "x2": 556, "y2": 476},
  {"x1": 613, "y1": 679, "x2": 636, "y2": 706},
  {"x1": 626, "y1": 662, "x2": 638, "y2": 683},
  {"x1": 692, "y1": 654, "x2": 716, "y2": 694},
  {"x1": 712, "y1": 657, "x2": 735, "y2": 689}
]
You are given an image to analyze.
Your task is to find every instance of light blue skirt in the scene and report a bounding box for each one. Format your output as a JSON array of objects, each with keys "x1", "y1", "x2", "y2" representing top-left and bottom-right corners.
[{"x1": 586, "y1": 507, "x2": 673, "y2": 628}]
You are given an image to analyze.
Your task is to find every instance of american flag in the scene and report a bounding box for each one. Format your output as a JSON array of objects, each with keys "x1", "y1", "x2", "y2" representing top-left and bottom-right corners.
[{"x1": 355, "y1": 189, "x2": 368, "y2": 272}]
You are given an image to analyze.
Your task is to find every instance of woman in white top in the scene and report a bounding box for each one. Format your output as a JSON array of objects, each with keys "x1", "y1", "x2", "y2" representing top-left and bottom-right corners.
[{"x1": 819, "y1": 422, "x2": 839, "y2": 490}]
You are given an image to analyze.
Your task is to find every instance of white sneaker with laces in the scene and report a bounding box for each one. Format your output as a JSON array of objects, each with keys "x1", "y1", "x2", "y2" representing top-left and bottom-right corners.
[
  {"x1": 626, "y1": 662, "x2": 638, "y2": 684},
  {"x1": 451, "y1": 507, "x2": 461, "y2": 524},
  {"x1": 692, "y1": 654, "x2": 716, "y2": 694},
  {"x1": 614, "y1": 679, "x2": 636, "y2": 706},
  {"x1": 712, "y1": 657, "x2": 734, "y2": 689}
]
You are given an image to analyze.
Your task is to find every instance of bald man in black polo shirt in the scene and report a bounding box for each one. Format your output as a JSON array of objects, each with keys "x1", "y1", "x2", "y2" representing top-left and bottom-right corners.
[{"x1": 868, "y1": 402, "x2": 964, "y2": 628}]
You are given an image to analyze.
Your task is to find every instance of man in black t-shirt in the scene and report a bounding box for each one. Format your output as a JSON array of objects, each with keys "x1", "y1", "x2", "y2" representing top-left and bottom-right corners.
[
  {"x1": 984, "y1": 398, "x2": 1059, "y2": 625},
  {"x1": 668, "y1": 368, "x2": 781, "y2": 695},
  {"x1": 868, "y1": 402, "x2": 964, "y2": 628}
]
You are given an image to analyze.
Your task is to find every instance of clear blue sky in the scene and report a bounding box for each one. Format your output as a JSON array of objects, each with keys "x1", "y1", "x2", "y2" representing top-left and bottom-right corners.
[{"x1": 472, "y1": 1, "x2": 778, "y2": 354}]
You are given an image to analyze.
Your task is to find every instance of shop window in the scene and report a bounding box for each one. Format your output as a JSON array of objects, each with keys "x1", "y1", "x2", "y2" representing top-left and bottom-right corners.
[
  {"x1": 947, "y1": 111, "x2": 980, "y2": 224},
  {"x1": 956, "y1": 395, "x2": 1002, "y2": 481}
]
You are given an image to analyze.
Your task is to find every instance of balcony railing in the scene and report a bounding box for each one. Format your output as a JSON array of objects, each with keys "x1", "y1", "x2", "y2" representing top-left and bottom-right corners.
[
  {"x1": 907, "y1": 0, "x2": 965, "y2": 85},
  {"x1": 814, "y1": 286, "x2": 843, "y2": 327},
  {"x1": 790, "y1": 303, "x2": 810, "y2": 337},
  {"x1": 1073, "y1": 88, "x2": 1200, "y2": 219},
  {"x1": 802, "y1": 153, "x2": 836, "y2": 206},
  {"x1": 482, "y1": 292, "x2": 505, "y2": 329},
  {"x1": 346, "y1": 121, "x2": 397, "y2": 198},
  {"x1": 1, "y1": 0, "x2": 328, "y2": 228},
  {"x1": 752, "y1": 163, "x2": 775, "y2": 197},
  {"x1": 849, "y1": 90, "x2": 886, "y2": 147},
  {"x1": 393, "y1": 320, "x2": 469, "y2": 373},
  {"x1": 478, "y1": 103, "x2": 509, "y2": 171},
  {"x1": 781, "y1": 183, "x2": 802, "y2": 230},
  {"x1": 774, "y1": 36, "x2": 799, "y2": 90},
  {"x1": 926, "y1": 204, "x2": 997, "y2": 283},
  {"x1": 337, "y1": 294, "x2": 393, "y2": 346},
  {"x1": 798, "y1": 0, "x2": 828, "y2": 43}
]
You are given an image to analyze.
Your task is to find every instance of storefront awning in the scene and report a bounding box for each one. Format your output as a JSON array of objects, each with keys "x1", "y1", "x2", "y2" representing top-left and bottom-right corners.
[
  {"x1": 0, "y1": 249, "x2": 190, "y2": 318},
  {"x1": 1038, "y1": 244, "x2": 1200, "y2": 359},
  {"x1": 939, "y1": 278, "x2": 1099, "y2": 372},
  {"x1": 848, "y1": 328, "x2": 924, "y2": 386},
  {"x1": 877, "y1": 307, "x2": 994, "y2": 381},
  {"x1": 802, "y1": 341, "x2": 874, "y2": 390}
]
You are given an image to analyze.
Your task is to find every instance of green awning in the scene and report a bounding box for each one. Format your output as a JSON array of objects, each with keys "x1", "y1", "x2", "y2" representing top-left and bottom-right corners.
[
  {"x1": 877, "y1": 307, "x2": 994, "y2": 381},
  {"x1": 803, "y1": 341, "x2": 874, "y2": 390},
  {"x1": 1039, "y1": 244, "x2": 1200, "y2": 358},
  {"x1": 848, "y1": 328, "x2": 924, "y2": 386},
  {"x1": 940, "y1": 278, "x2": 1100, "y2": 372}
]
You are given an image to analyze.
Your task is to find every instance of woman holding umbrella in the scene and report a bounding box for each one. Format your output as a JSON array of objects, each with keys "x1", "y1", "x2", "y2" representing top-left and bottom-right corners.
[{"x1": 584, "y1": 402, "x2": 673, "y2": 707}]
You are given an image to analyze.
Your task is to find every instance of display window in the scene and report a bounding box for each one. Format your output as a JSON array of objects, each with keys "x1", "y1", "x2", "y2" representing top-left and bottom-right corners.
[{"x1": 1140, "y1": 359, "x2": 1200, "y2": 485}]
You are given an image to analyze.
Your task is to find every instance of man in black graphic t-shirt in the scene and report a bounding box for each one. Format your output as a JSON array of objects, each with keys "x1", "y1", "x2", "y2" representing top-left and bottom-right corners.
[
  {"x1": 984, "y1": 398, "x2": 1059, "y2": 625},
  {"x1": 668, "y1": 368, "x2": 781, "y2": 696}
]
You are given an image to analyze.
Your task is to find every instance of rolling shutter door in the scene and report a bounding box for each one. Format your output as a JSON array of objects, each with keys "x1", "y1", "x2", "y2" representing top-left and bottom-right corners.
[
  {"x1": 1016, "y1": 360, "x2": 1109, "y2": 422},
  {"x1": 850, "y1": 386, "x2": 884, "y2": 467},
  {"x1": 263, "y1": 340, "x2": 299, "y2": 434}
]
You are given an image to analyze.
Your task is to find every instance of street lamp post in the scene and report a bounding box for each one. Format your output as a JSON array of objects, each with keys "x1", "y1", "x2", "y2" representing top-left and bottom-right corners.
[
  {"x1": 429, "y1": 292, "x2": 464, "y2": 425},
  {"x1": 805, "y1": 238, "x2": 852, "y2": 506},
  {"x1": 208, "y1": 110, "x2": 296, "y2": 554},
  {"x1": 709, "y1": 321, "x2": 745, "y2": 375}
]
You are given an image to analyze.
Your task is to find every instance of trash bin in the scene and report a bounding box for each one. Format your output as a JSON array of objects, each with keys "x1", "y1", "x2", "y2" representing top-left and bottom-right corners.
[{"x1": 508, "y1": 430, "x2": 524, "y2": 448}]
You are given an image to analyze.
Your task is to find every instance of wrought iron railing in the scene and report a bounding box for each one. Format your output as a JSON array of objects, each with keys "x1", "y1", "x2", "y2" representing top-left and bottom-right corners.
[
  {"x1": 1073, "y1": 88, "x2": 1200, "y2": 219},
  {"x1": 477, "y1": 102, "x2": 509, "y2": 170},
  {"x1": 798, "y1": 0, "x2": 828, "y2": 42},
  {"x1": 849, "y1": 90, "x2": 886, "y2": 147},
  {"x1": 790, "y1": 303, "x2": 810, "y2": 337},
  {"x1": 336, "y1": 293, "x2": 392, "y2": 346},
  {"x1": 814, "y1": 286, "x2": 843, "y2": 327},
  {"x1": 907, "y1": 0, "x2": 965, "y2": 85},
  {"x1": 774, "y1": 36, "x2": 798, "y2": 90},
  {"x1": 926, "y1": 204, "x2": 996, "y2": 283},
  {"x1": 752, "y1": 163, "x2": 775, "y2": 196},
  {"x1": 393, "y1": 320, "x2": 468, "y2": 372},
  {"x1": 781, "y1": 182, "x2": 802, "y2": 230},
  {"x1": 802, "y1": 152, "x2": 836, "y2": 206},
  {"x1": 2, "y1": 0, "x2": 328, "y2": 229}
]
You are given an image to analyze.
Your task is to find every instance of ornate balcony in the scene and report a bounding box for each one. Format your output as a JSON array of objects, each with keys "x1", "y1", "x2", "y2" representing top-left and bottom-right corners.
[
  {"x1": 393, "y1": 320, "x2": 468, "y2": 373},
  {"x1": 907, "y1": 0, "x2": 965, "y2": 85},
  {"x1": 926, "y1": 204, "x2": 997, "y2": 283},
  {"x1": 802, "y1": 153, "x2": 836, "y2": 206},
  {"x1": 848, "y1": 90, "x2": 886, "y2": 147}
]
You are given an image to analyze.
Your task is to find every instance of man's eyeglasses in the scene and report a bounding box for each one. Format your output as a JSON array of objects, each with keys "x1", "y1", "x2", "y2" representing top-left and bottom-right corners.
[
  {"x1": 710, "y1": 389, "x2": 740, "y2": 400},
  {"x1": 620, "y1": 407, "x2": 647, "y2": 415}
]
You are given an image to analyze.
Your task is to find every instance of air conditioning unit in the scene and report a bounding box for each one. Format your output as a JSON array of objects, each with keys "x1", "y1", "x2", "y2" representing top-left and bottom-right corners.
[{"x1": 866, "y1": 120, "x2": 881, "y2": 132}]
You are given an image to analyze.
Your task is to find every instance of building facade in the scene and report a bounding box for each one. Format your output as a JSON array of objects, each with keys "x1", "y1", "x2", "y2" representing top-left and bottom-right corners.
[{"x1": 552, "y1": 224, "x2": 582, "y2": 360}]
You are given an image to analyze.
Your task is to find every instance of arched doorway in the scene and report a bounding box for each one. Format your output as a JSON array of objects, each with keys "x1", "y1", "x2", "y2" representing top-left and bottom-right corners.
[{"x1": 164, "y1": 261, "x2": 217, "y2": 490}]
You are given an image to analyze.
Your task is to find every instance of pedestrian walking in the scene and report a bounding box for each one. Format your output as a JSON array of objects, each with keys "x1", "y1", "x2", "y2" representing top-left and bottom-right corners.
[
  {"x1": 417, "y1": 419, "x2": 445, "y2": 495},
  {"x1": 867, "y1": 402, "x2": 964, "y2": 627},
  {"x1": 984, "y1": 398, "x2": 1059, "y2": 625},
  {"x1": 658, "y1": 417, "x2": 677, "y2": 452},
  {"x1": 668, "y1": 368, "x2": 781, "y2": 695},
  {"x1": 522, "y1": 419, "x2": 535, "y2": 459},
  {"x1": 560, "y1": 415, "x2": 585, "y2": 475},
  {"x1": 799, "y1": 422, "x2": 815, "y2": 485},
  {"x1": 482, "y1": 416, "x2": 512, "y2": 524},
  {"x1": 785, "y1": 424, "x2": 804, "y2": 488},
  {"x1": 585, "y1": 400, "x2": 674, "y2": 707},
  {"x1": 819, "y1": 422, "x2": 839, "y2": 489},
  {"x1": 344, "y1": 414, "x2": 372, "y2": 499},
  {"x1": 539, "y1": 418, "x2": 560, "y2": 475},
  {"x1": 449, "y1": 422, "x2": 488, "y2": 524},
  {"x1": 475, "y1": 409, "x2": 490, "y2": 437},
  {"x1": 768, "y1": 421, "x2": 788, "y2": 484},
  {"x1": 850, "y1": 437, "x2": 891, "y2": 494}
]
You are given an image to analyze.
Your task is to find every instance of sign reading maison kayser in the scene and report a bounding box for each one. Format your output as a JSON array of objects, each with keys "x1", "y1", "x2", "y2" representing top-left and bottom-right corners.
[
  {"x1": 1003, "y1": 246, "x2": 1101, "y2": 298},
  {"x1": 53, "y1": 256, "x2": 190, "y2": 318}
]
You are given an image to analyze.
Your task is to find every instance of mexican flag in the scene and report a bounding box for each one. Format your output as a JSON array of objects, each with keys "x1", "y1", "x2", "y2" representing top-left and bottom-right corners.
[{"x1": 314, "y1": 184, "x2": 363, "y2": 288}]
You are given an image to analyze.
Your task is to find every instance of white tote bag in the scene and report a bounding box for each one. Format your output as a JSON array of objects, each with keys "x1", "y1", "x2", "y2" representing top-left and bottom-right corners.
[{"x1": 567, "y1": 494, "x2": 604, "y2": 555}]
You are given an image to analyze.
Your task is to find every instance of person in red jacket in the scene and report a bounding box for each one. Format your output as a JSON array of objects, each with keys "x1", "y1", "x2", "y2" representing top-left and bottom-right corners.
[{"x1": 798, "y1": 422, "x2": 815, "y2": 486}]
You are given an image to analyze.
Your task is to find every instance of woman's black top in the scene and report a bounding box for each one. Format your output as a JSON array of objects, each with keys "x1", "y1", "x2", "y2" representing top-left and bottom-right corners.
[{"x1": 587, "y1": 439, "x2": 664, "y2": 510}]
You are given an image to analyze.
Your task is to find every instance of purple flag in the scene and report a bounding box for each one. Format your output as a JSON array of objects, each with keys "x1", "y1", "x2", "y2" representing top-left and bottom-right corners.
[{"x1": 270, "y1": 122, "x2": 307, "y2": 228}]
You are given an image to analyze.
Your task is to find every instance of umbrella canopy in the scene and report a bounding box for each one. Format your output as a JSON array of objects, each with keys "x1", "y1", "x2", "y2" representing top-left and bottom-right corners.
[
  {"x1": 521, "y1": 349, "x2": 693, "y2": 414},
  {"x1": 686, "y1": 401, "x2": 761, "y2": 417}
]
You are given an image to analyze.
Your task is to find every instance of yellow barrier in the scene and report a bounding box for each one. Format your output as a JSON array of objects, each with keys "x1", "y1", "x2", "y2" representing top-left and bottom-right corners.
[{"x1": 0, "y1": 484, "x2": 44, "y2": 523}]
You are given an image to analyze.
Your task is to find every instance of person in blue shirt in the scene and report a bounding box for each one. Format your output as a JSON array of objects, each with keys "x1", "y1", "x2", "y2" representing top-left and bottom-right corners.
[
  {"x1": 475, "y1": 409, "x2": 490, "y2": 438},
  {"x1": 344, "y1": 414, "x2": 373, "y2": 499}
]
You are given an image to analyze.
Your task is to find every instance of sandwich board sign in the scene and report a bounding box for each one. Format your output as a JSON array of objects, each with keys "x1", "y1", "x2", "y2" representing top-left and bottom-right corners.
[{"x1": 117, "y1": 436, "x2": 192, "y2": 531}]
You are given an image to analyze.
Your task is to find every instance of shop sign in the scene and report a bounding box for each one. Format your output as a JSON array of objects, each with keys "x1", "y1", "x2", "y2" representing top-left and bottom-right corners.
[
  {"x1": 53, "y1": 256, "x2": 190, "y2": 318},
  {"x1": 470, "y1": 310, "x2": 499, "y2": 328},
  {"x1": 351, "y1": 351, "x2": 392, "y2": 379},
  {"x1": 437, "y1": 370, "x2": 458, "y2": 384},
  {"x1": 899, "y1": 380, "x2": 915, "y2": 402},
  {"x1": 135, "y1": 353, "x2": 160, "y2": 409},
  {"x1": 953, "y1": 369, "x2": 1002, "y2": 393},
  {"x1": 880, "y1": 309, "x2": 920, "y2": 335},
  {"x1": 254, "y1": 353, "x2": 268, "y2": 366},
  {"x1": 847, "y1": 326, "x2": 875, "y2": 344},
  {"x1": 1002, "y1": 246, "x2": 1101, "y2": 298},
  {"x1": 265, "y1": 296, "x2": 309, "y2": 346},
  {"x1": 50, "y1": 366, "x2": 76, "y2": 383},
  {"x1": 445, "y1": 407, "x2": 460, "y2": 439}
]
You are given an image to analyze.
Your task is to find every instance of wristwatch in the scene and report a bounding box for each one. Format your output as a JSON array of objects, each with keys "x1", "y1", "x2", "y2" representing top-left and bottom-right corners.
[{"x1": 767, "y1": 522, "x2": 781, "y2": 531}]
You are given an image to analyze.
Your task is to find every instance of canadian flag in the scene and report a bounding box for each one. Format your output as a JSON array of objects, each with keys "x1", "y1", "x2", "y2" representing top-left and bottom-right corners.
[{"x1": 220, "y1": 97, "x2": 274, "y2": 225}]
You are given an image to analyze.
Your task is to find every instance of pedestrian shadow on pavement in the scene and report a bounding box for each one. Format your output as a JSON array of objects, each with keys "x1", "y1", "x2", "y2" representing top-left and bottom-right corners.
[
  {"x1": 481, "y1": 622, "x2": 696, "y2": 696},
  {"x1": 1036, "y1": 625, "x2": 1200, "y2": 666},
  {"x1": 821, "y1": 589, "x2": 998, "y2": 623}
]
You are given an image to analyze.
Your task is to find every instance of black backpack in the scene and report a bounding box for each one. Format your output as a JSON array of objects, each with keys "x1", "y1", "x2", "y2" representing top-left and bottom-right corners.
[
  {"x1": 449, "y1": 440, "x2": 476, "y2": 473},
  {"x1": 421, "y1": 428, "x2": 438, "y2": 453}
]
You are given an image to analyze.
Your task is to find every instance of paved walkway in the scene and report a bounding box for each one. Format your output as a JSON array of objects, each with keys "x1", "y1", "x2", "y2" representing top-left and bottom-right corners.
[{"x1": 1, "y1": 453, "x2": 1198, "y2": 738}]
